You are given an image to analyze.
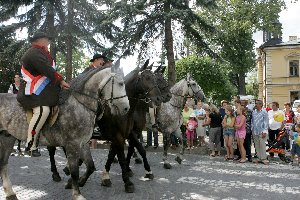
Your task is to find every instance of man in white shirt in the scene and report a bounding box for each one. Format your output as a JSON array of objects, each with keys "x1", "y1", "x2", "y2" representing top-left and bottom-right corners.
[{"x1": 268, "y1": 101, "x2": 285, "y2": 157}]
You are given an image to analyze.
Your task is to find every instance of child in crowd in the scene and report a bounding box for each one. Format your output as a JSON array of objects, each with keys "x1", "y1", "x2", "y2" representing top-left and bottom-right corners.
[
  {"x1": 222, "y1": 105, "x2": 235, "y2": 161},
  {"x1": 291, "y1": 124, "x2": 300, "y2": 165},
  {"x1": 294, "y1": 105, "x2": 300, "y2": 124},
  {"x1": 186, "y1": 113, "x2": 198, "y2": 149},
  {"x1": 234, "y1": 106, "x2": 247, "y2": 163}
]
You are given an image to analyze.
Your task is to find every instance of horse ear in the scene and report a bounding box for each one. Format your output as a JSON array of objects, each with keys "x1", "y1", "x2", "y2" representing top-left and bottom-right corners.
[
  {"x1": 111, "y1": 58, "x2": 121, "y2": 73},
  {"x1": 140, "y1": 59, "x2": 149, "y2": 71},
  {"x1": 186, "y1": 73, "x2": 191, "y2": 81},
  {"x1": 148, "y1": 62, "x2": 154, "y2": 70},
  {"x1": 154, "y1": 64, "x2": 162, "y2": 73}
]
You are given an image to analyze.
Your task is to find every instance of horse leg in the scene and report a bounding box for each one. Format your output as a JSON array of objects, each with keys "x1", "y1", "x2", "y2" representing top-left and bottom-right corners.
[
  {"x1": 65, "y1": 144, "x2": 86, "y2": 200},
  {"x1": 101, "y1": 145, "x2": 116, "y2": 187},
  {"x1": 114, "y1": 142, "x2": 135, "y2": 193},
  {"x1": 17, "y1": 140, "x2": 22, "y2": 154},
  {"x1": 0, "y1": 132, "x2": 17, "y2": 200},
  {"x1": 130, "y1": 134, "x2": 154, "y2": 179},
  {"x1": 63, "y1": 146, "x2": 84, "y2": 177},
  {"x1": 174, "y1": 128, "x2": 184, "y2": 164},
  {"x1": 78, "y1": 144, "x2": 96, "y2": 187},
  {"x1": 47, "y1": 146, "x2": 62, "y2": 182},
  {"x1": 132, "y1": 149, "x2": 142, "y2": 164},
  {"x1": 163, "y1": 133, "x2": 172, "y2": 169},
  {"x1": 61, "y1": 146, "x2": 71, "y2": 176},
  {"x1": 125, "y1": 139, "x2": 135, "y2": 177}
]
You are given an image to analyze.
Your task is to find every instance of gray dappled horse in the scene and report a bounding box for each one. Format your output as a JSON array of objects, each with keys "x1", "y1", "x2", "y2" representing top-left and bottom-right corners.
[
  {"x1": 47, "y1": 61, "x2": 168, "y2": 193},
  {"x1": 0, "y1": 67, "x2": 129, "y2": 200},
  {"x1": 156, "y1": 74, "x2": 205, "y2": 169}
]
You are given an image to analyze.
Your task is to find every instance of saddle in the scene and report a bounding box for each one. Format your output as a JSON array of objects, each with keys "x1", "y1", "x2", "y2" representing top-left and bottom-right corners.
[{"x1": 26, "y1": 106, "x2": 59, "y2": 127}]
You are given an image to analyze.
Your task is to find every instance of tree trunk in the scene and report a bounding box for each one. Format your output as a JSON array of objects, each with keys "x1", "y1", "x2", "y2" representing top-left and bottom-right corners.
[
  {"x1": 238, "y1": 72, "x2": 246, "y2": 95},
  {"x1": 66, "y1": 0, "x2": 73, "y2": 82},
  {"x1": 164, "y1": 1, "x2": 176, "y2": 86},
  {"x1": 47, "y1": 0, "x2": 56, "y2": 62}
]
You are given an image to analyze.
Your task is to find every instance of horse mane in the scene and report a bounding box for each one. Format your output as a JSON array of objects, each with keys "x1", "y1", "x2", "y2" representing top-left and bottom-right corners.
[
  {"x1": 170, "y1": 79, "x2": 185, "y2": 94},
  {"x1": 124, "y1": 67, "x2": 139, "y2": 84},
  {"x1": 59, "y1": 66, "x2": 110, "y2": 104}
]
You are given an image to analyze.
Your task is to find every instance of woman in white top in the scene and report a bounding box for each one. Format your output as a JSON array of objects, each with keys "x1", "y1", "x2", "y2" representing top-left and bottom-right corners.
[
  {"x1": 7, "y1": 75, "x2": 21, "y2": 94},
  {"x1": 195, "y1": 101, "x2": 206, "y2": 146}
]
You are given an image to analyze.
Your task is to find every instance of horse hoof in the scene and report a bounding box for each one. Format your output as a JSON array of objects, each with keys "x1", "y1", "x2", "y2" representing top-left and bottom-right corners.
[
  {"x1": 135, "y1": 158, "x2": 142, "y2": 164},
  {"x1": 52, "y1": 173, "x2": 62, "y2": 182},
  {"x1": 65, "y1": 181, "x2": 72, "y2": 189},
  {"x1": 175, "y1": 156, "x2": 182, "y2": 164},
  {"x1": 113, "y1": 157, "x2": 118, "y2": 163},
  {"x1": 63, "y1": 166, "x2": 70, "y2": 176},
  {"x1": 73, "y1": 194, "x2": 86, "y2": 200},
  {"x1": 127, "y1": 170, "x2": 134, "y2": 177},
  {"x1": 163, "y1": 163, "x2": 172, "y2": 169},
  {"x1": 144, "y1": 173, "x2": 154, "y2": 180},
  {"x1": 101, "y1": 179, "x2": 112, "y2": 187},
  {"x1": 125, "y1": 182, "x2": 135, "y2": 193},
  {"x1": 78, "y1": 177, "x2": 87, "y2": 187},
  {"x1": 6, "y1": 195, "x2": 18, "y2": 200}
]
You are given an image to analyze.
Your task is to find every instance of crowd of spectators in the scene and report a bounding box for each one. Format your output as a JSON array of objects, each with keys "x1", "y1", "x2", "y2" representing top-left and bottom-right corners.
[{"x1": 160, "y1": 96, "x2": 300, "y2": 165}]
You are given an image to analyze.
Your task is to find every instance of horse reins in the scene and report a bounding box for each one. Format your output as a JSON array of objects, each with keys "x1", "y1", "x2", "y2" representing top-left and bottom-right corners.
[
  {"x1": 73, "y1": 74, "x2": 127, "y2": 113},
  {"x1": 129, "y1": 69, "x2": 160, "y2": 103},
  {"x1": 170, "y1": 79, "x2": 202, "y2": 109}
]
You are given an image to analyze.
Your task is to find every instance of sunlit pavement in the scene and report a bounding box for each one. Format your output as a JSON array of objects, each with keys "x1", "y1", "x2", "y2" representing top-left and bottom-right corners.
[{"x1": 1, "y1": 148, "x2": 300, "y2": 200}]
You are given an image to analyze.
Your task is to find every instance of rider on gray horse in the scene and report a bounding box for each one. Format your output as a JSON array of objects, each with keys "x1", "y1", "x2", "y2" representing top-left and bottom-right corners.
[{"x1": 17, "y1": 31, "x2": 70, "y2": 157}]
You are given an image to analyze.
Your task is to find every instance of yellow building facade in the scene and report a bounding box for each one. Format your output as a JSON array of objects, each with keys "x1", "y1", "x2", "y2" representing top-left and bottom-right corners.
[{"x1": 257, "y1": 36, "x2": 300, "y2": 108}]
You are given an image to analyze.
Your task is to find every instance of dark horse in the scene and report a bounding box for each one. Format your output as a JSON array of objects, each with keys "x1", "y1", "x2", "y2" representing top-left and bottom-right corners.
[
  {"x1": 46, "y1": 61, "x2": 163, "y2": 193},
  {"x1": 98, "y1": 61, "x2": 163, "y2": 193},
  {"x1": 0, "y1": 67, "x2": 130, "y2": 200},
  {"x1": 47, "y1": 62, "x2": 172, "y2": 189},
  {"x1": 124, "y1": 64, "x2": 171, "y2": 178}
]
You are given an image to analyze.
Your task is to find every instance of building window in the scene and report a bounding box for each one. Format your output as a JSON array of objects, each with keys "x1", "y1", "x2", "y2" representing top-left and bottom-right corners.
[
  {"x1": 290, "y1": 91, "x2": 300, "y2": 105},
  {"x1": 289, "y1": 60, "x2": 299, "y2": 76}
]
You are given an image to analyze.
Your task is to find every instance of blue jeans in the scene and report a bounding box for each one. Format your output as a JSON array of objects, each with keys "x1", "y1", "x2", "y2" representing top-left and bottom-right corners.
[{"x1": 147, "y1": 128, "x2": 158, "y2": 146}]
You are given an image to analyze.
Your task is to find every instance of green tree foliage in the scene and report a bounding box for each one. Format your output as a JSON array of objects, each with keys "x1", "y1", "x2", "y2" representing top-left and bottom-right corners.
[
  {"x1": 0, "y1": 30, "x2": 27, "y2": 93},
  {"x1": 176, "y1": 55, "x2": 236, "y2": 104},
  {"x1": 245, "y1": 69, "x2": 259, "y2": 98},
  {"x1": 0, "y1": 0, "x2": 109, "y2": 81},
  {"x1": 56, "y1": 50, "x2": 89, "y2": 78},
  {"x1": 102, "y1": 0, "x2": 217, "y2": 86},
  {"x1": 199, "y1": 0, "x2": 286, "y2": 95}
]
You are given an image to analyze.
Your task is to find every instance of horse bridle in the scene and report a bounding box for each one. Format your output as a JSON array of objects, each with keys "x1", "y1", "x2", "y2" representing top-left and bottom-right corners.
[
  {"x1": 187, "y1": 79, "x2": 203, "y2": 98},
  {"x1": 170, "y1": 79, "x2": 202, "y2": 109},
  {"x1": 131, "y1": 69, "x2": 160, "y2": 103},
  {"x1": 74, "y1": 74, "x2": 127, "y2": 113}
]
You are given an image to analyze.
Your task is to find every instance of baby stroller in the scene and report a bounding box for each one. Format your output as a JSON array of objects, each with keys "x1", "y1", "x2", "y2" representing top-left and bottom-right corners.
[{"x1": 266, "y1": 124, "x2": 292, "y2": 163}]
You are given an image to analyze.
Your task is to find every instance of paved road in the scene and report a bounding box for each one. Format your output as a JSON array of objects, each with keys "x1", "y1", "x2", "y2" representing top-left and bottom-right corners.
[{"x1": 1, "y1": 147, "x2": 300, "y2": 200}]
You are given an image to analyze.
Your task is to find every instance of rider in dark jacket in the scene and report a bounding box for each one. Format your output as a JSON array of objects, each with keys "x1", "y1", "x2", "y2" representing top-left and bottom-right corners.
[{"x1": 17, "y1": 31, "x2": 70, "y2": 157}]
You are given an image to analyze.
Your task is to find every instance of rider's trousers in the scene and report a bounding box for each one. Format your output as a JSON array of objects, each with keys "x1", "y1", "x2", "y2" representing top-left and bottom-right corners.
[{"x1": 26, "y1": 106, "x2": 50, "y2": 151}]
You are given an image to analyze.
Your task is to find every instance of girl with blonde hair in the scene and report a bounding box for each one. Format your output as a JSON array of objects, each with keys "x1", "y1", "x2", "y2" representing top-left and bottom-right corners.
[{"x1": 222, "y1": 105, "x2": 235, "y2": 160}]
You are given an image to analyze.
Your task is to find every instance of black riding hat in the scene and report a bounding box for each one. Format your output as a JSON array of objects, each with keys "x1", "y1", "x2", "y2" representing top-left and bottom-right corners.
[
  {"x1": 29, "y1": 31, "x2": 52, "y2": 43},
  {"x1": 105, "y1": 57, "x2": 114, "y2": 62},
  {"x1": 90, "y1": 54, "x2": 107, "y2": 62}
]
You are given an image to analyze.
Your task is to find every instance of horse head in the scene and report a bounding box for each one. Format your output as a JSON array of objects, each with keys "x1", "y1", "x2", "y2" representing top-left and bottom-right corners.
[
  {"x1": 136, "y1": 60, "x2": 162, "y2": 106},
  {"x1": 154, "y1": 65, "x2": 171, "y2": 103},
  {"x1": 183, "y1": 73, "x2": 205, "y2": 102},
  {"x1": 76, "y1": 68, "x2": 129, "y2": 116}
]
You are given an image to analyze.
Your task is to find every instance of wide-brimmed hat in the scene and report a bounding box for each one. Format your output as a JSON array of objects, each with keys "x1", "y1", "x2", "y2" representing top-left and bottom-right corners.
[
  {"x1": 105, "y1": 57, "x2": 114, "y2": 62},
  {"x1": 90, "y1": 54, "x2": 107, "y2": 62},
  {"x1": 29, "y1": 31, "x2": 52, "y2": 42}
]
